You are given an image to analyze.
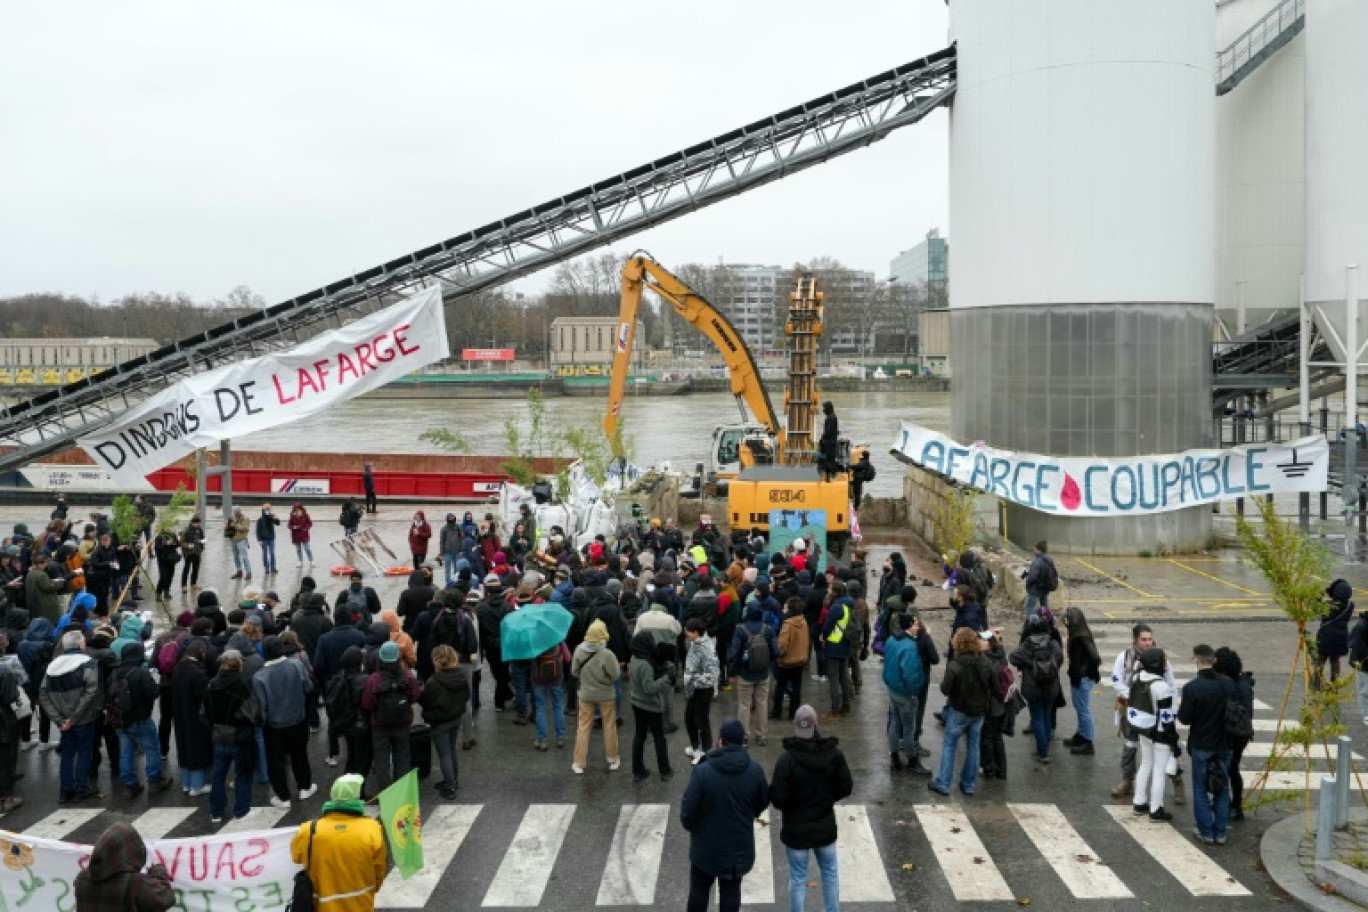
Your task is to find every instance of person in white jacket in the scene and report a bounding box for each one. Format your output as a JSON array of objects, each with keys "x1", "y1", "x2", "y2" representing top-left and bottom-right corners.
[
  {"x1": 1109, "y1": 624, "x2": 1182, "y2": 804},
  {"x1": 1126, "y1": 648, "x2": 1178, "y2": 820}
]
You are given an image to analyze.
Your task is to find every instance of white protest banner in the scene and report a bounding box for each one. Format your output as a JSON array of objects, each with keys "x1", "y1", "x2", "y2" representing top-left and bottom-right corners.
[
  {"x1": 889, "y1": 422, "x2": 1328, "y2": 517},
  {"x1": 79, "y1": 286, "x2": 449, "y2": 486},
  {"x1": 0, "y1": 826, "x2": 300, "y2": 912}
]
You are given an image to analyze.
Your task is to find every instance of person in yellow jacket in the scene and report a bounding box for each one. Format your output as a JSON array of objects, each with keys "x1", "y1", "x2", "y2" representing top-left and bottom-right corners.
[{"x1": 291, "y1": 774, "x2": 388, "y2": 911}]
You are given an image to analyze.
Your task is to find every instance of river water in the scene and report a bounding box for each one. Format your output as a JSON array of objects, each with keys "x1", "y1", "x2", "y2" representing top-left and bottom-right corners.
[{"x1": 234, "y1": 389, "x2": 951, "y2": 499}]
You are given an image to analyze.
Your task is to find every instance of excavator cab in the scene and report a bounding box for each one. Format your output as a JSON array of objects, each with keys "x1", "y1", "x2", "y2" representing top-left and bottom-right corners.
[{"x1": 708, "y1": 423, "x2": 770, "y2": 488}]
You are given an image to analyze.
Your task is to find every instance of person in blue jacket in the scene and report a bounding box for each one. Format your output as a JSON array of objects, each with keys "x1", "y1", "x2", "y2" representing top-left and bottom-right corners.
[
  {"x1": 882, "y1": 611, "x2": 931, "y2": 775},
  {"x1": 680, "y1": 719, "x2": 769, "y2": 912}
]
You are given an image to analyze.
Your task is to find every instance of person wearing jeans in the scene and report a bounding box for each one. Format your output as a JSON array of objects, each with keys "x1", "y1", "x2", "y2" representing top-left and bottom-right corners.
[
  {"x1": 228, "y1": 508, "x2": 252, "y2": 580},
  {"x1": 1178, "y1": 644, "x2": 1234, "y2": 844},
  {"x1": 38, "y1": 631, "x2": 103, "y2": 802},
  {"x1": 1062, "y1": 607, "x2": 1101, "y2": 756},
  {"x1": 930, "y1": 628, "x2": 993, "y2": 796},
  {"x1": 769, "y1": 705, "x2": 852, "y2": 912},
  {"x1": 531, "y1": 643, "x2": 570, "y2": 749},
  {"x1": 1009, "y1": 615, "x2": 1064, "y2": 763},
  {"x1": 203, "y1": 650, "x2": 259, "y2": 822},
  {"x1": 255, "y1": 505, "x2": 279, "y2": 575},
  {"x1": 882, "y1": 612, "x2": 931, "y2": 775}
]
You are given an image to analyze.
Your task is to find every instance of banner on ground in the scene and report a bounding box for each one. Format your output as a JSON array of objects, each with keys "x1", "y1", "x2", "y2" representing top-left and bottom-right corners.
[
  {"x1": 0, "y1": 826, "x2": 300, "y2": 911},
  {"x1": 78, "y1": 286, "x2": 449, "y2": 487},
  {"x1": 889, "y1": 423, "x2": 1329, "y2": 517}
]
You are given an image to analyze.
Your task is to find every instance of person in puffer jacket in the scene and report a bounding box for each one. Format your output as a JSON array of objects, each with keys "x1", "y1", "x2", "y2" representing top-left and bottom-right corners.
[
  {"x1": 682, "y1": 618, "x2": 720, "y2": 764},
  {"x1": 38, "y1": 630, "x2": 102, "y2": 803}
]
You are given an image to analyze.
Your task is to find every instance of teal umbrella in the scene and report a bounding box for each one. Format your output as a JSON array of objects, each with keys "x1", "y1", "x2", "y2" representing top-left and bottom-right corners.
[{"x1": 499, "y1": 604, "x2": 573, "y2": 661}]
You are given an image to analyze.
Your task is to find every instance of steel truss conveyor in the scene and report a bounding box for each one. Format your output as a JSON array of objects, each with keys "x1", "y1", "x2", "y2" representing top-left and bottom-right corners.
[{"x1": 0, "y1": 46, "x2": 957, "y2": 473}]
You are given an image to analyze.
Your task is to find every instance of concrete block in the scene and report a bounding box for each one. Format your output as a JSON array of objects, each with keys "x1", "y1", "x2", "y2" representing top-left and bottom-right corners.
[{"x1": 1315, "y1": 859, "x2": 1368, "y2": 907}]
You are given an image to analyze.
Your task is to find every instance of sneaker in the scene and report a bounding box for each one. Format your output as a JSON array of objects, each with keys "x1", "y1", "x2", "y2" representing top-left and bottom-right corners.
[
  {"x1": 1062, "y1": 733, "x2": 1082, "y2": 747},
  {"x1": 512, "y1": 715, "x2": 529, "y2": 726},
  {"x1": 685, "y1": 746, "x2": 700, "y2": 759},
  {"x1": 190, "y1": 785, "x2": 213, "y2": 797},
  {"x1": 150, "y1": 777, "x2": 172, "y2": 794},
  {"x1": 555, "y1": 738, "x2": 565, "y2": 749},
  {"x1": 927, "y1": 782, "x2": 950, "y2": 797},
  {"x1": 270, "y1": 795, "x2": 291, "y2": 809},
  {"x1": 0, "y1": 795, "x2": 25, "y2": 813},
  {"x1": 692, "y1": 751, "x2": 705, "y2": 766},
  {"x1": 633, "y1": 772, "x2": 651, "y2": 783},
  {"x1": 755, "y1": 736, "x2": 767, "y2": 747},
  {"x1": 1149, "y1": 808, "x2": 1173, "y2": 822},
  {"x1": 572, "y1": 764, "x2": 585, "y2": 775},
  {"x1": 1034, "y1": 754, "x2": 1051, "y2": 765},
  {"x1": 1191, "y1": 827, "x2": 1214, "y2": 845},
  {"x1": 440, "y1": 784, "x2": 459, "y2": 799},
  {"x1": 1110, "y1": 779, "x2": 1134, "y2": 799},
  {"x1": 231, "y1": 572, "x2": 243, "y2": 579},
  {"x1": 1070, "y1": 741, "x2": 1095, "y2": 756},
  {"x1": 906, "y1": 761, "x2": 932, "y2": 778},
  {"x1": 296, "y1": 562, "x2": 303, "y2": 568},
  {"x1": 39, "y1": 741, "x2": 57, "y2": 752},
  {"x1": 1214, "y1": 835, "x2": 1227, "y2": 846},
  {"x1": 244, "y1": 574, "x2": 252, "y2": 581},
  {"x1": 299, "y1": 783, "x2": 318, "y2": 801},
  {"x1": 608, "y1": 758, "x2": 621, "y2": 771},
  {"x1": 534, "y1": 740, "x2": 548, "y2": 752},
  {"x1": 73, "y1": 788, "x2": 104, "y2": 803},
  {"x1": 325, "y1": 755, "x2": 339, "y2": 767}
]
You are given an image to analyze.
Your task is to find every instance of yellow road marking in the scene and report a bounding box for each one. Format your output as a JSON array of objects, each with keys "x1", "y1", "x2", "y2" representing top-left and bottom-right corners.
[
  {"x1": 1080, "y1": 597, "x2": 1263, "y2": 605},
  {"x1": 1073, "y1": 558, "x2": 1162, "y2": 599},
  {"x1": 1163, "y1": 559, "x2": 1264, "y2": 596}
]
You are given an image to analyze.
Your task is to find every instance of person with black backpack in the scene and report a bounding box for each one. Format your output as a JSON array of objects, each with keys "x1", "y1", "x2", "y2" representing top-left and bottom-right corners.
[
  {"x1": 728, "y1": 604, "x2": 778, "y2": 746},
  {"x1": 930, "y1": 628, "x2": 993, "y2": 797},
  {"x1": 110, "y1": 642, "x2": 170, "y2": 799},
  {"x1": 361, "y1": 641, "x2": 420, "y2": 791},
  {"x1": 1023, "y1": 541, "x2": 1059, "y2": 614},
  {"x1": 1213, "y1": 647, "x2": 1255, "y2": 821},
  {"x1": 1009, "y1": 614, "x2": 1064, "y2": 764},
  {"x1": 1178, "y1": 644, "x2": 1235, "y2": 845},
  {"x1": 314, "y1": 607, "x2": 367, "y2": 767},
  {"x1": 203, "y1": 649, "x2": 261, "y2": 823},
  {"x1": 329, "y1": 647, "x2": 373, "y2": 788}
]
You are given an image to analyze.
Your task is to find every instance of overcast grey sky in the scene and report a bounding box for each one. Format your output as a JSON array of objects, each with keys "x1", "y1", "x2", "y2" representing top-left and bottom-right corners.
[{"x1": 0, "y1": 1, "x2": 951, "y2": 304}]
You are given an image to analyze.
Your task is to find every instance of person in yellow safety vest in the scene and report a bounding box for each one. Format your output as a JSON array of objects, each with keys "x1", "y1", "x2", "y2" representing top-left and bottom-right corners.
[
  {"x1": 290, "y1": 774, "x2": 388, "y2": 912},
  {"x1": 820, "y1": 581, "x2": 856, "y2": 722},
  {"x1": 689, "y1": 544, "x2": 709, "y2": 569}
]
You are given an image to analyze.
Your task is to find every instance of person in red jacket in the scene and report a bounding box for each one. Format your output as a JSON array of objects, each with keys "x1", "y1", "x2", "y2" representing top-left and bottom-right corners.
[
  {"x1": 408, "y1": 511, "x2": 432, "y2": 571},
  {"x1": 288, "y1": 503, "x2": 314, "y2": 568}
]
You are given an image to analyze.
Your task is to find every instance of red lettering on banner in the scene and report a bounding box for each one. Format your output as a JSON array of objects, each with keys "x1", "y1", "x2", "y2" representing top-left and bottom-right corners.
[
  {"x1": 374, "y1": 333, "x2": 396, "y2": 363},
  {"x1": 313, "y1": 359, "x2": 331, "y2": 391},
  {"x1": 337, "y1": 351, "x2": 359, "y2": 384},
  {"x1": 356, "y1": 342, "x2": 376, "y2": 373},
  {"x1": 213, "y1": 841, "x2": 238, "y2": 880},
  {"x1": 157, "y1": 845, "x2": 183, "y2": 880},
  {"x1": 394, "y1": 323, "x2": 420, "y2": 356},
  {"x1": 239, "y1": 838, "x2": 269, "y2": 877},
  {"x1": 272, "y1": 374, "x2": 297, "y2": 406},
  {"x1": 296, "y1": 367, "x2": 320, "y2": 398},
  {"x1": 189, "y1": 844, "x2": 209, "y2": 881}
]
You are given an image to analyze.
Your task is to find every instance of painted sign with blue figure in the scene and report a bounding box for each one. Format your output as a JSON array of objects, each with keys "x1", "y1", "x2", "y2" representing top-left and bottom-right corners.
[
  {"x1": 769, "y1": 509, "x2": 827, "y2": 573},
  {"x1": 889, "y1": 423, "x2": 1328, "y2": 517}
]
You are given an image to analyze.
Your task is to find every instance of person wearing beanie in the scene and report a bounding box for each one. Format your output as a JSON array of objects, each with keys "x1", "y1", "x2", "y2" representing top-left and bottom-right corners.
[
  {"x1": 252, "y1": 635, "x2": 316, "y2": 808},
  {"x1": 397, "y1": 566, "x2": 438, "y2": 635},
  {"x1": 570, "y1": 620, "x2": 623, "y2": 773},
  {"x1": 769, "y1": 704, "x2": 853, "y2": 912},
  {"x1": 680, "y1": 716, "x2": 769, "y2": 912},
  {"x1": 313, "y1": 607, "x2": 368, "y2": 768},
  {"x1": 291, "y1": 773, "x2": 387, "y2": 911},
  {"x1": 361, "y1": 639, "x2": 420, "y2": 790},
  {"x1": 149, "y1": 601, "x2": 196, "y2": 764}
]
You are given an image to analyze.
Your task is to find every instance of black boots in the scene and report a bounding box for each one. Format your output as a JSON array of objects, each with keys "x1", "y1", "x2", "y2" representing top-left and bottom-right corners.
[
  {"x1": 890, "y1": 752, "x2": 904, "y2": 772},
  {"x1": 1070, "y1": 739, "x2": 1095, "y2": 755}
]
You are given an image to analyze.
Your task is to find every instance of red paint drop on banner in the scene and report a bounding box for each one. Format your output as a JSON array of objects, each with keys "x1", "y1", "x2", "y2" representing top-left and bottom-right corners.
[{"x1": 1060, "y1": 473, "x2": 1082, "y2": 511}]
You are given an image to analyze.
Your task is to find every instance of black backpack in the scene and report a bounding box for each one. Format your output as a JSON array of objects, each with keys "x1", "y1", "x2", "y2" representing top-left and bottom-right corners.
[
  {"x1": 374, "y1": 675, "x2": 411, "y2": 728},
  {"x1": 1041, "y1": 556, "x2": 1059, "y2": 593},
  {"x1": 743, "y1": 626, "x2": 771, "y2": 674},
  {"x1": 433, "y1": 609, "x2": 473, "y2": 656},
  {"x1": 324, "y1": 673, "x2": 356, "y2": 729},
  {"x1": 104, "y1": 670, "x2": 135, "y2": 730},
  {"x1": 1223, "y1": 678, "x2": 1253, "y2": 740},
  {"x1": 1030, "y1": 641, "x2": 1061, "y2": 689}
]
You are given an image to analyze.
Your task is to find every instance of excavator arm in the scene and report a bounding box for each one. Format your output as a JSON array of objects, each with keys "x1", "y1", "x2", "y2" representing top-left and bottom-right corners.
[{"x1": 605, "y1": 253, "x2": 780, "y2": 458}]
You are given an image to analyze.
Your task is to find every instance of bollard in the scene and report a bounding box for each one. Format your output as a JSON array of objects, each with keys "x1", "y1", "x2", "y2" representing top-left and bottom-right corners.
[
  {"x1": 1336, "y1": 736, "x2": 1353, "y2": 829},
  {"x1": 1319, "y1": 775, "x2": 1337, "y2": 861}
]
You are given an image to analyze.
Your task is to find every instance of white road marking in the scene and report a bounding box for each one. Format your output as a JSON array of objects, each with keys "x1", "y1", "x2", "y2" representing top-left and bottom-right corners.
[
  {"x1": 376, "y1": 804, "x2": 482, "y2": 909},
  {"x1": 133, "y1": 807, "x2": 197, "y2": 841},
  {"x1": 914, "y1": 804, "x2": 1014, "y2": 902},
  {"x1": 1008, "y1": 803, "x2": 1132, "y2": 899},
  {"x1": 835, "y1": 805, "x2": 895, "y2": 903},
  {"x1": 482, "y1": 804, "x2": 576, "y2": 907},
  {"x1": 1254, "y1": 771, "x2": 1365, "y2": 791},
  {"x1": 741, "y1": 809, "x2": 776, "y2": 906},
  {"x1": 218, "y1": 805, "x2": 293, "y2": 834},
  {"x1": 596, "y1": 804, "x2": 669, "y2": 906},
  {"x1": 19, "y1": 809, "x2": 103, "y2": 840},
  {"x1": 1104, "y1": 805, "x2": 1250, "y2": 896},
  {"x1": 1240, "y1": 741, "x2": 1362, "y2": 762}
]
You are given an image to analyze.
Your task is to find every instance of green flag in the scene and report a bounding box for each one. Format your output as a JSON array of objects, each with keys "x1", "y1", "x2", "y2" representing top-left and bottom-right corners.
[{"x1": 378, "y1": 769, "x2": 424, "y2": 879}]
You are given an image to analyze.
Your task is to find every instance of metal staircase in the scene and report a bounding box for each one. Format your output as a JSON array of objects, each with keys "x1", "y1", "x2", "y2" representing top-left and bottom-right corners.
[
  {"x1": 0, "y1": 45, "x2": 956, "y2": 474},
  {"x1": 1216, "y1": 0, "x2": 1305, "y2": 96},
  {"x1": 1212, "y1": 313, "x2": 1333, "y2": 412}
]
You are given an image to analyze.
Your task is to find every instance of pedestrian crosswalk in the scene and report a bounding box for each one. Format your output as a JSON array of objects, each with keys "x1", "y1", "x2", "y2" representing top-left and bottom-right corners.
[{"x1": 2, "y1": 797, "x2": 1259, "y2": 905}]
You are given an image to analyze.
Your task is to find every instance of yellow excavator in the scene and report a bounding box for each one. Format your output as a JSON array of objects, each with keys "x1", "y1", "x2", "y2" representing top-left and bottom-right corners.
[{"x1": 604, "y1": 253, "x2": 857, "y2": 551}]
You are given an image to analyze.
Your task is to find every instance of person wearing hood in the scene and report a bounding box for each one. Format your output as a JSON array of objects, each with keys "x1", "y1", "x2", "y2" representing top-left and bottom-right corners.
[
  {"x1": 1010, "y1": 614, "x2": 1065, "y2": 764},
  {"x1": 883, "y1": 611, "x2": 932, "y2": 776},
  {"x1": 398, "y1": 566, "x2": 437, "y2": 633},
  {"x1": 195, "y1": 589, "x2": 228, "y2": 636},
  {"x1": 150, "y1": 610, "x2": 194, "y2": 758},
  {"x1": 1125, "y1": 647, "x2": 1178, "y2": 821},
  {"x1": 361, "y1": 641, "x2": 421, "y2": 790},
  {"x1": 39, "y1": 630, "x2": 102, "y2": 803},
  {"x1": 3, "y1": 605, "x2": 28, "y2": 656},
  {"x1": 203, "y1": 650, "x2": 261, "y2": 824},
  {"x1": 461, "y1": 526, "x2": 486, "y2": 580},
  {"x1": 333, "y1": 646, "x2": 374, "y2": 786},
  {"x1": 291, "y1": 591, "x2": 335, "y2": 659},
  {"x1": 25, "y1": 552, "x2": 69, "y2": 625},
  {"x1": 171, "y1": 640, "x2": 213, "y2": 796},
  {"x1": 288, "y1": 503, "x2": 314, "y2": 568},
  {"x1": 628, "y1": 630, "x2": 675, "y2": 782},
  {"x1": 769, "y1": 704, "x2": 853, "y2": 912},
  {"x1": 253, "y1": 635, "x2": 317, "y2": 808},
  {"x1": 408, "y1": 510, "x2": 432, "y2": 572},
  {"x1": 379, "y1": 609, "x2": 417, "y2": 670},
  {"x1": 334, "y1": 571, "x2": 380, "y2": 626},
  {"x1": 570, "y1": 620, "x2": 622, "y2": 773},
  {"x1": 108, "y1": 612, "x2": 146, "y2": 662},
  {"x1": 729, "y1": 603, "x2": 779, "y2": 746},
  {"x1": 1062, "y1": 607, "x2": 1102, "y2": 757},
  {"x1": 948, "y1": 584, "x2": 986, "y2": 644},
  {"x1": 179, "y1": 515, "x2": 206, "y2": 591},
  {"x1": 112, "y1": 641, "x2": 170, "y2": 799},
  {"x1": 680, "y1": 719, "x2": 770, "y2": 912},
  {"x1": 54, "y1": 591, "x2": 96, "y2": 638},
  {"x1": 1318, "y1": 579, "x2": 1355, "y2": 685},
  {"x1": 74, "y1": 821, "x2": 175, "y2": 912},
  {"x1": 291, "y1": 774, "x2": 387, "y2": 912},
  {"x1": 439, "y1": 513, "x2": 463, "y2": 586},
  {"x1": 18, "y1": 616, "x2": 55, "y2": 751},
  {"x1": 419, "y1": 645, "x2": 470, "y2": 798}
]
